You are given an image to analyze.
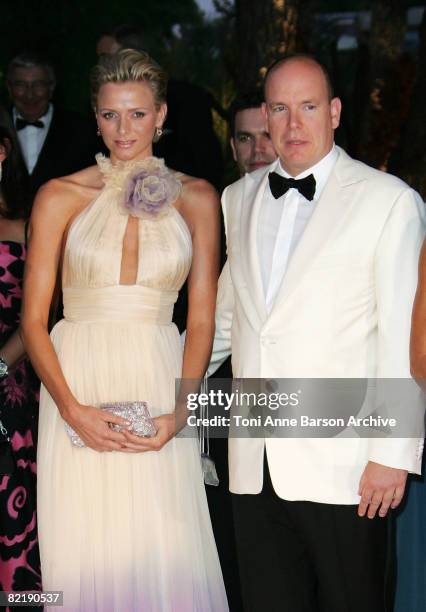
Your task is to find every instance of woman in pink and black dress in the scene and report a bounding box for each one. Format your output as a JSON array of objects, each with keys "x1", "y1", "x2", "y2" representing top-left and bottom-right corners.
[{"x1": 0, "y1": 108, "x2": 41, "y2": 596}]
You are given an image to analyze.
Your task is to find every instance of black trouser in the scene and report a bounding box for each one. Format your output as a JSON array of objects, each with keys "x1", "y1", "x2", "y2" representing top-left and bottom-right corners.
[{"x1": 232, "y1": 456, "x2": 394, "y2": 612}]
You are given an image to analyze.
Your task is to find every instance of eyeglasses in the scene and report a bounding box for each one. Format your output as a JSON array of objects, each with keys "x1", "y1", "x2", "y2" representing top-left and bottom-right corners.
[{"x1": 9, "y1": 80, "x2": 52, "y2": 94}]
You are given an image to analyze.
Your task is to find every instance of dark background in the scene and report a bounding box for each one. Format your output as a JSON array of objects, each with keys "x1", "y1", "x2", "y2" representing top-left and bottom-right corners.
[{"x1": 1, "y1": 0, "x2": 425, "y2": 191}]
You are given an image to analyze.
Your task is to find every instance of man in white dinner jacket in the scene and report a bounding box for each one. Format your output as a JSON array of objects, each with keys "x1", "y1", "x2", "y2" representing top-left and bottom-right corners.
[{"x1": 208, "y1": 55, "x2": 425, "y2": 612}]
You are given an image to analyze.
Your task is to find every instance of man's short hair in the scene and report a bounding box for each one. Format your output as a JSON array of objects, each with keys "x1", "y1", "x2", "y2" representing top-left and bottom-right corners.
[
  {"x1": 264, "y1": 54, "x2": 334, "y2": 101},
  {"x1": 229, "y1": 89, "x2": 265, "y2": 137},
  {"x1": 6, "y1": 50, "x2": 56, "y2": 85}
]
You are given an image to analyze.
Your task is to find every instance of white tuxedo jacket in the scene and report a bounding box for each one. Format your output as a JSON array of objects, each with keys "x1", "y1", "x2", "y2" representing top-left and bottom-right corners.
[{"x1": 209, "y1": 147, "x2": 426, "y2": 504}]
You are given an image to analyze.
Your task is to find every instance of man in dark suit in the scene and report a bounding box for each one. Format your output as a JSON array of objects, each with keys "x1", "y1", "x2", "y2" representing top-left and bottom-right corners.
[{"x1": 6, "y1": 51, "x2": 99, "y2": 202}]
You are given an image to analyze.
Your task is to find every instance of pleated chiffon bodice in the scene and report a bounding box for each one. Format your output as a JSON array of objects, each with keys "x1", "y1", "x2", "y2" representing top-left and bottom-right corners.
[{"x1": 62, "y1": 155, "x2": 192, "y2": 324}]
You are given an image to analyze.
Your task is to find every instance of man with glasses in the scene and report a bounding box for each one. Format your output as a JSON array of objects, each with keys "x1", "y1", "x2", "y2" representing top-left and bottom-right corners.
[{"x1": 6, "y1": 51, "x2": 98, "y2": 202}]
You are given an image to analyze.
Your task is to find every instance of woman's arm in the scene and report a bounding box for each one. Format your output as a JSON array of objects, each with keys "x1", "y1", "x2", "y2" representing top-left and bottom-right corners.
[
  {"x1": 122, "y1": 178, "x2": 220, "y2": 452},
  {"x1": 1, "y1": 330, "x2": 25, "y2": 368},
  {"x1": 410, "y1": 239, "x2": 426, "y2": 387},
  {"x1": 21, "y1": 180, "x2": 128, "y2": 451},
  {"x1": 181, "y1": 179, "x2": 220, "y2": 379}
]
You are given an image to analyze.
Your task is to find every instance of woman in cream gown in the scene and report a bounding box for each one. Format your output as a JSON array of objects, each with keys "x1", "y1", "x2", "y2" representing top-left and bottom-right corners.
[{"x1": 21, "y1": 49, "x2": 228, "y2": 611}]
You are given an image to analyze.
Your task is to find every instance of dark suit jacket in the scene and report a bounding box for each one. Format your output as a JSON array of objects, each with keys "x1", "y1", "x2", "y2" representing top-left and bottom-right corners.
[{"x1": 12, "y1": 106, "x2": 99, "y2": 202}]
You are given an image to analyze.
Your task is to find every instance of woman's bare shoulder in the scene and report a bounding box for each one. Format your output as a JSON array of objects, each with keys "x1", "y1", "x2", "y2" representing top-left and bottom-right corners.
[
  {"x1": 173, "y1": 173, "x2": 219, "y2": 234},
  {"x1": 178, "y1": 173, "x2": 219, "y2": 211},
  {"x1": 43, "y1": 164, "x2": 103, "y2": 195},
  {"x1": 32, "y1": 165, "x2": 103, "y2": 225},
  {"x1": 0, "y1": 218, "x2": 25, "y2": 242},
  {"x1": 179, "y1": 173, "x2": 217, "y2": 198}
]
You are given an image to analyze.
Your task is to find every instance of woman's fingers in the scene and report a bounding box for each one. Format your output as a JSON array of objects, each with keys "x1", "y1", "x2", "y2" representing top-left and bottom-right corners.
[
  {"x1": 71, "y1": 405, "x2": 128, "y2": 450},
  {"x1": 71, "y1": 409, "x2": 175, "y2": 453},
  {"x1": 120, "y1": 415, "x2": 174, "y2": 452},
  {"x1": 121, "y1": 430, "x2": 155, "y2": 450},
  {"x1": 97, "y1": 409, "x2": 131, "y2": 428}
]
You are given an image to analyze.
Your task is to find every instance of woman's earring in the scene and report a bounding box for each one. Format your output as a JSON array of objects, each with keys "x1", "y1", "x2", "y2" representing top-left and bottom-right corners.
[
  {"x1": 153, "y1": 127, "x2": 163, "y2": 143},
  {"x1": 96, "y1": 127, "x2": 101, "y2": 137}
]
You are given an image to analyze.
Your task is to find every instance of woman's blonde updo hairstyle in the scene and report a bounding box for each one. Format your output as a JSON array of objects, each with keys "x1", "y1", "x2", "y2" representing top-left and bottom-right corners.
[{"x1": 90, "y1": 48, "x2": 168, "y2": 110}]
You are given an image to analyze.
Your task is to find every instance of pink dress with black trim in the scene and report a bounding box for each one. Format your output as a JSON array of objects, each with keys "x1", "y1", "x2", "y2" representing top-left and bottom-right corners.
[{"x1": 0, "y1": 240, "x2": 41, "y2": 598}]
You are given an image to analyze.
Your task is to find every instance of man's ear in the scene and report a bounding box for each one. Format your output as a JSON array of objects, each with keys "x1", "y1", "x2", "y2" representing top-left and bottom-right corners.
[{"x1": 330, "y1": 97, "x2": 342, "y2": 130}]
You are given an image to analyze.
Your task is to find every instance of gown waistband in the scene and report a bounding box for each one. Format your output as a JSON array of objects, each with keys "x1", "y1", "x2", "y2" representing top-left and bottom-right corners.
[{"x1": 63, "y1": 285, "x2": 177, "y2": 324}]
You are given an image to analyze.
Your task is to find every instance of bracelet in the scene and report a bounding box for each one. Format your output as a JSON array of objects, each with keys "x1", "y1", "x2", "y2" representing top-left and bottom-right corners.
[{"x1": 0, "y1": 357, "x2": 9, "y2": 379}]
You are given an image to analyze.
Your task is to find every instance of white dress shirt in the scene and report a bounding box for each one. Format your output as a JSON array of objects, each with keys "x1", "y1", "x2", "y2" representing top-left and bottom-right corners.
[
  {"x1": 258, "y1": 145, "x2": 338, "y2": 312},
  {"x1": 13, "y1": 104, "x2": 53, "y2": 174}
]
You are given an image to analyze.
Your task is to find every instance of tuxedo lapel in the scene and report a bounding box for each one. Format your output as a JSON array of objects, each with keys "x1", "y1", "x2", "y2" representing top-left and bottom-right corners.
[
  {"x1": 240, "y1": 161, "x2": 280, "y2": 322},
  {"x1": 269, "y1": 148, "x2": 367, "y2": 311},
  {"x1": 7, "y1": 107, "x2": 30, "y2": 181},
  {"x1": 31, "y1": 109, "x2": 62, "y2": 181}
]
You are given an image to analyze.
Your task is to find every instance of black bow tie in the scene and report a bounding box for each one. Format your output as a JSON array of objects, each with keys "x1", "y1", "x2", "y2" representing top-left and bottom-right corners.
[
  {"x1": 15, "y1": 118, "x2": 44, "y2": 131},
  {"x1": 268, "y1": 171, "x2": 316, "y2": 202}
]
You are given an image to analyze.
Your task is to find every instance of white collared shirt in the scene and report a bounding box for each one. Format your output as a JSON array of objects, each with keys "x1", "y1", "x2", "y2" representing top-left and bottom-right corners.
[
  {"x1": 258, "y1": 144, "x2": 338, "y2": 313},
  {"x1": 13, "y1": 104, "x2": 53, "y2": 174}
]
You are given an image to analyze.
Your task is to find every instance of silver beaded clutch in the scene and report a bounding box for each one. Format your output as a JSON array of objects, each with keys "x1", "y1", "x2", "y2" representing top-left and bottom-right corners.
[
  {"x1": 101, "y1": 401, "x2": 157, "y2": 437},
  {"x1": 64, "y1": 401, "x2": 157, "y2": 448}
]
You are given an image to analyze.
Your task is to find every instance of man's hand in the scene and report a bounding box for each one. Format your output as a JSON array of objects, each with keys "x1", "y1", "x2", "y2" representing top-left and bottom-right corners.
[{"x1": 358, "y1": 461, "x2": 407, "y2": 519}]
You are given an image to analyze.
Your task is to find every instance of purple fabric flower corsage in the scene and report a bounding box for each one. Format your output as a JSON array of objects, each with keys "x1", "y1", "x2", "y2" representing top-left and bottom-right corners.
[{"x1": 123, "y1": 158, "x2": 181, "y2": 220}]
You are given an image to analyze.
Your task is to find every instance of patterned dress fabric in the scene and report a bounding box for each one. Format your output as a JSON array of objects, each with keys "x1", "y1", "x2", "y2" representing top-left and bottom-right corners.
[
  {"x1": 0, "y1": 241, "x2": 41, "y2": 599},
  {"x1": 37, "y1": 157, "x2": 229, "y2": 611}
]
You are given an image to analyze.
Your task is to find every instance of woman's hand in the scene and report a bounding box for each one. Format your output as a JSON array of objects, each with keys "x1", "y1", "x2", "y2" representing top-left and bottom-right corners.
[
  {"x1": 120, "y1": 413, "x2": 176, "y2": 453},
  {"x1": 63, "y1": 403, "x2": 129, "y2": 452}
]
